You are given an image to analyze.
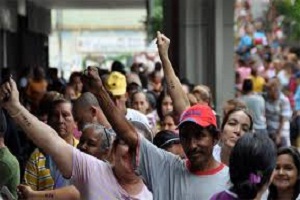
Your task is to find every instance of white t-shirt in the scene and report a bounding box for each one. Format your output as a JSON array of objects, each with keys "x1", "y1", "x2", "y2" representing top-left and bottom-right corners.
[
  {"x1": 213, "y1": 144, "x2": 222, "y2": 163},
  {"x1": 126, "y1": 108, "x2": 150, "y2": 126}
]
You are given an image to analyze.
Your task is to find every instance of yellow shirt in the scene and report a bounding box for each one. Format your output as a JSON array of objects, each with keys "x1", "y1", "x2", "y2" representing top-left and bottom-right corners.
[
  {"x1": 24, "y1": 138, "x2": 79, "y2": 191},
  {"x1": 250, "y1": 75, "x2": 265, "y2": 93}
]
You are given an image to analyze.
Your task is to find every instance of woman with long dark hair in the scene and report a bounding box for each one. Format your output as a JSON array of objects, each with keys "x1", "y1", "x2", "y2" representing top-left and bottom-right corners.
[
  {"x1": 213, "y1": 108, "x2": 253, "y2": 166},
  {"x1": 211, "y1": 133, "x2": 276, "y2": 200},
  {"x1": 156, "y1": 91, "x2": 173, "y2": 122},
  {"x1": 268, "y1": 147, "x2": 300, "y2": 200}
]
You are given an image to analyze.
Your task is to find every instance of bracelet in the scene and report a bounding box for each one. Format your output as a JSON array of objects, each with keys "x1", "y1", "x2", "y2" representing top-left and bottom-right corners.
[{"x1": 10, "y1": 110, "x2": 22, "y2": 118}]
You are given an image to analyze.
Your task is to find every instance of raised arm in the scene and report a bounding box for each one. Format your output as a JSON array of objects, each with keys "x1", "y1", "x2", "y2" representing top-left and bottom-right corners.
[
  {"x1": 83, "y1": 67, "x2": 138, "y2": 148},
  {"x1": 157, "y1": 31, "x2": 190, "y2": 115},
  {"x1": 0, "y1": 79, "x2": 73, "y2": 178}
]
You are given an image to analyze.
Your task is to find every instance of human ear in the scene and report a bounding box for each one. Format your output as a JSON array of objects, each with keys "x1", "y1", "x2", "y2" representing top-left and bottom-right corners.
[{"x1": 90, "y1": 106, "x2": 97, "y2": 117}]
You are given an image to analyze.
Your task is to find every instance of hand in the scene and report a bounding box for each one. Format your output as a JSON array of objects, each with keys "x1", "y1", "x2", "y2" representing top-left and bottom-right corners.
[
  {"x1": 157, "y1": 31, "x2": 170, "y2": 59},
  {"x1": 0, "y1": 78, "x2": 20, "y2": 109},
  {"x1": 17, "y1": 184, "x2": 35, "y2": 199},
  {"x1": 82, "y1": 66, "x2": 103, "y2": 94}
]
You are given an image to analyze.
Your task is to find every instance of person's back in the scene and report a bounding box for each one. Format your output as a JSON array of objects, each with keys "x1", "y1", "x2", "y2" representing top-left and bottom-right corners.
[
  {"x1": 239, "y1": 79, "x2": 266, "y2": 133},
  {"x1": 249, "y1": 75, "x2": 265, "y2": 93},
  {"x1": 265, "y1": 92, "x2": 292, "y2": 146},
  {"x1": 240, "y1": 93, "x2": 266, "y2": 129}
]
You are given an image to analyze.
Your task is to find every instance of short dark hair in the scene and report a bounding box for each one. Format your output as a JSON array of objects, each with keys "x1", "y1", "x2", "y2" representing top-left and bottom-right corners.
[
  {"x1": 48, "y1": 98, "x2": 72, "y2": 118},
  {"x1": 126, "y1": 83, "x2": 142, "y2": 94},
  {"x1": 111, "y1": 61, "x2": 126, "y2": 75},
  {"x1": 230, "y1": 133, "x2": 276, "y2": 199},
  {"x1": 153, "y1": 130, "x2": 180, "y2": 149},
  {"x1": 268, "y1": 147, "x2": 300, "y2": 200},
  {"x1": 179, "y1": 122, "x2": 219, "y2": 140},
  {"x1": 74, "y1": 92, "x2": 99, "y2": 109},
  {"x1": 38, "y1": 91, "x2": 63, "y2": 117},
  {"x1": 242, "y1": 79, "x2": 253, "y2": 94}
]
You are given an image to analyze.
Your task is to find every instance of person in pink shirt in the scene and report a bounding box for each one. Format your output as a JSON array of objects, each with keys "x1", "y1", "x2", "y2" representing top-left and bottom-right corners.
[
  {"x1": 236, "y1": 59, "x2": 251, "y2": 84},
  {"x1": 0, "y1": 79, "x2": 152, "y2": 200},
  {"x1": 17, "y1": 123, "x2": 153, "y2": 200}
]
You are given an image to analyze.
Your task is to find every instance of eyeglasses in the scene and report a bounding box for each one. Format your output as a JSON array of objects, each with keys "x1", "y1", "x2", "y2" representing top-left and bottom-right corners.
[{"x1": 103, "y1": 128, "x2": 115, "y2": 148}]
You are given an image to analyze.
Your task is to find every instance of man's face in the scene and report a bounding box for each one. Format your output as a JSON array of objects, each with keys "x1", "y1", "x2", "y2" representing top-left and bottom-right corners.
[
  {"x1": 48, "y1": 102, "x2": 76, "y2": 139},
  {"x1": 179, "y1": 122, "x2": 216, "y2": 171},
  {"x1": 268, "y1": 85, "x2": 280, "y2": 100}
]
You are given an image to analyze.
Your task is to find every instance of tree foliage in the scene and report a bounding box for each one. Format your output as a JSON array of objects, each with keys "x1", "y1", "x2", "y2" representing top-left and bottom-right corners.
[
  {"x1": 147, "y1": 0, "x2": 163, "y2": 41},
  {"x1": 274, "y1": 0, "x2": 300, "y2": 40}
]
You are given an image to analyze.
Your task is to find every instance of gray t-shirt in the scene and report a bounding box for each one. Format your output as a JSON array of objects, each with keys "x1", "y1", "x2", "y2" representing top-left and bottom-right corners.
[
  {"x1": 239, "y1": 94, "x2": 266, "y2": 130},
  {"x1": 136, "y1": 137, "x2": 230, "y2": 200},
  {"x1": 265, "y1": 93, "x2": 292, "y2": 133}
]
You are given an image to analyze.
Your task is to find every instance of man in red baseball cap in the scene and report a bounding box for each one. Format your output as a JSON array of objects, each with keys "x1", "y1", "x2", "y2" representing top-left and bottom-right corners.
[{"x1": 178, "y1": 104, "x2": 221, "y2": 173}]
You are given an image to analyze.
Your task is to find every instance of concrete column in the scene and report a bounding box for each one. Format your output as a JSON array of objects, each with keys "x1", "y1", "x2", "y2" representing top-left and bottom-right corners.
[
  {"x1": 163, "y1": 0, "x2": 180, "y2": 75},
  {"x1": 163, "y1": 0, "x2": 235, "y2": 115},
  {"x1": 214, "y1": 0, "x2": 235, "y2": 114}
]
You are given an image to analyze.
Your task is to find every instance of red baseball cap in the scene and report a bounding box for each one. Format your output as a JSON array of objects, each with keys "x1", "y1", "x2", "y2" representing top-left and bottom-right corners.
[{"x1": 178, "y1": 105, "x2": 217, "y2": 128}]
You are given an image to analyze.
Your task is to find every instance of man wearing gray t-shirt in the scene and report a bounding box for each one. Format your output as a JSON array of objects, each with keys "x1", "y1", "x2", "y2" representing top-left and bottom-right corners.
[
  {"x1": 134, "y1": 105, "x2": 229, "y2": 200},
  {"x1": 83, "y1": 67, "x2": 230, "y2": 199}
]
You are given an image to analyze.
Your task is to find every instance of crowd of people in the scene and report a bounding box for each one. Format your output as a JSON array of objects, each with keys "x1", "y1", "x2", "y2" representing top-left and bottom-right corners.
[
  {"x1": 1, "y1": 1, "x2": 300, "y2": 199},
  {"x1": 0, "y1": 28, "x2": 299, "y2": 200}
]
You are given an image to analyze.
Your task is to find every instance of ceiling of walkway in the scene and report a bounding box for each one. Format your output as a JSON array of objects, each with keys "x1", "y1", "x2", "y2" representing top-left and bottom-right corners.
[{"x1": 28, "y1": 0, "x2": 147, "y2": 9}]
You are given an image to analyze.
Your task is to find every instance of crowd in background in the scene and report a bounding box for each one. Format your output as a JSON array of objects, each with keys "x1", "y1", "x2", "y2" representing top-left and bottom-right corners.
[{"x1": 2, "y1": 0, "x2": 300, "y2": 200}]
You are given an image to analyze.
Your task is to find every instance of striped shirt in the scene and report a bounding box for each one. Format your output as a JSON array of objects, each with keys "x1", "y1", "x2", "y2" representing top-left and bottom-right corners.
[{"x1": 23, "y1": 138, "x2": 79, "y2": 191}]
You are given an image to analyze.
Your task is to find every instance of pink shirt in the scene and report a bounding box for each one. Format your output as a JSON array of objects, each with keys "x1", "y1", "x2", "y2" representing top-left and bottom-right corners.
[
  {"x1": 71, "y1": 148, "x2": 153, "y2": 200},
  {"x1": 236, "y1": 67, "x2": 251, "y2": 81}
]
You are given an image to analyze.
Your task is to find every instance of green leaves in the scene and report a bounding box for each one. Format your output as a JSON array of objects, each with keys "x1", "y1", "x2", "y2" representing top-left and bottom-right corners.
[
  {"x1": 147, "y1": 0, "x2": 163, "y2": 41},
  {"x1": 274, "y1": 0, "x2": 300, "y2": 40}
]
